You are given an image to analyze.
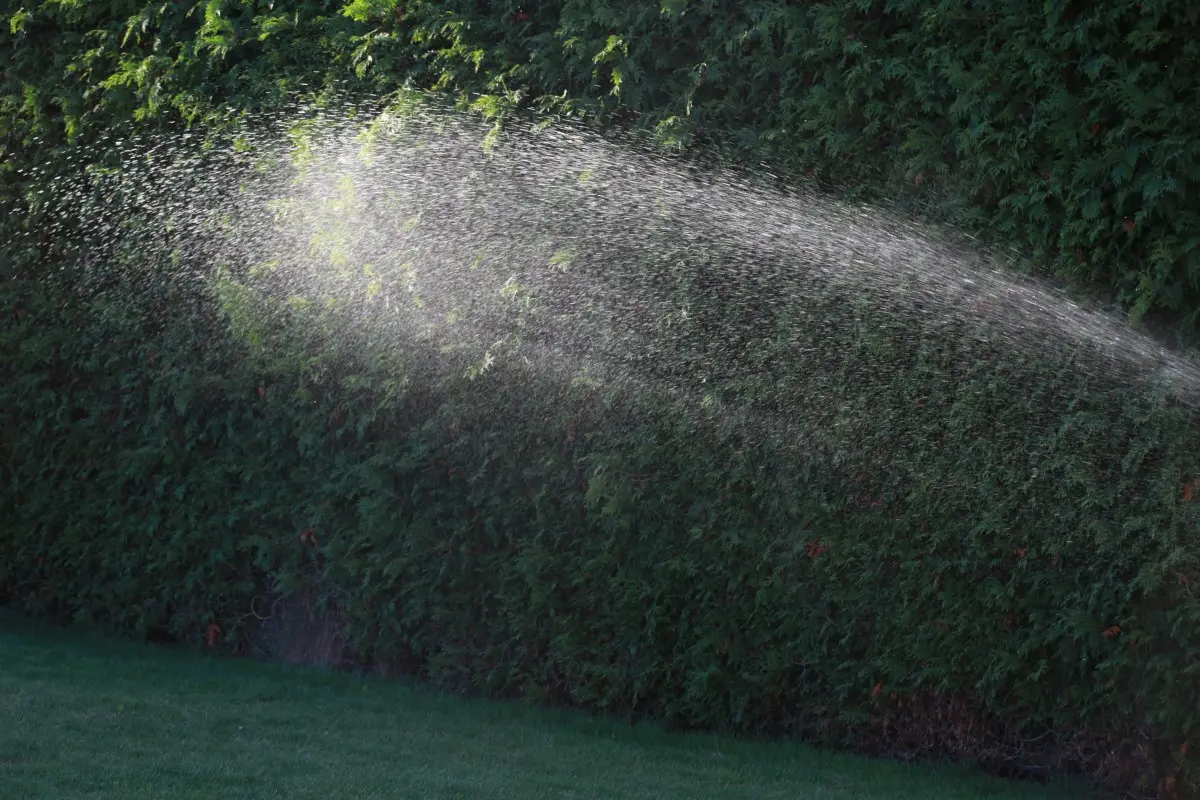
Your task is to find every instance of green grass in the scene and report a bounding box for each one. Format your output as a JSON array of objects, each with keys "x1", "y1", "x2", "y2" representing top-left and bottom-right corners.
[{"x1": 0, "y1": 611, "x2": 1099, "y2": 800}]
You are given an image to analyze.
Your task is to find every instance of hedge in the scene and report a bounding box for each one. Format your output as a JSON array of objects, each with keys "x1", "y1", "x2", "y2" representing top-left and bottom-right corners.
[{"x1": 5, "y1": 0, "x2": 1198, "y2": 334}]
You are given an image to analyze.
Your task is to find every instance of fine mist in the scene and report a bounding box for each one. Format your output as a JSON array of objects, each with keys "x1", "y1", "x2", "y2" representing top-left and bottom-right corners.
[{"x1": 24, "y1": 89, "x2": 1200, "y2": 471}]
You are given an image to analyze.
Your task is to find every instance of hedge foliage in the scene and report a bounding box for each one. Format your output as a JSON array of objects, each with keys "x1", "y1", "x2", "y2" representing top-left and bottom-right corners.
[
  {"x1": 4, "y1": 94, "x2": 1200, "y2": 797},
  {"x1": 3, "y1": 2, "x2": 1200, "y2": 798},
  {"x1": 3, "y1": 1, "x2": 1200, "y2": 333}
]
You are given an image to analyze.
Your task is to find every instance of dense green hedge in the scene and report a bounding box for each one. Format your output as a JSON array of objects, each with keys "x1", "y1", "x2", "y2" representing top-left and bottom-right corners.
[
  {"x1": 4, "y1": 2, "x2": 1200, "y2": 798},
  {"x1": 5, "y1": 97, "x2": 1200, "y2": 797},
  {"x1": 3, "y1": 1, "x2": 1200, "y2": 333}
]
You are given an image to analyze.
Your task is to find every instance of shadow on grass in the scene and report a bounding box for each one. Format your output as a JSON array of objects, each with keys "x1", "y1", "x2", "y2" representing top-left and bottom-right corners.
[{"x1": 0, "y1": 610, "x2": 1099, "y2": 800}]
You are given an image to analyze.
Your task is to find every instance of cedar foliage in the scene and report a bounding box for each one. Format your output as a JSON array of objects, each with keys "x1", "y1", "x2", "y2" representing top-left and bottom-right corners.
[{"x1": 3, "y1": 1, "x2": 1200, "y2": 333}]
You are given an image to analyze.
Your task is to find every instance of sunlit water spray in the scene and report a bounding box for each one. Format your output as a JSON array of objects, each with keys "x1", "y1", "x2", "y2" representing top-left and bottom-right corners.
[{"x1": 23, "y1": 92, "x2": 1200, "y2": 472}]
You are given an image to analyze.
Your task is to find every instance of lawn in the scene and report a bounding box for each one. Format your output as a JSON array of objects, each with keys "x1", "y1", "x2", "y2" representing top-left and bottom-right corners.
[{"x1": 0, "y1": 611, "x2": 1098, "y2": 800}]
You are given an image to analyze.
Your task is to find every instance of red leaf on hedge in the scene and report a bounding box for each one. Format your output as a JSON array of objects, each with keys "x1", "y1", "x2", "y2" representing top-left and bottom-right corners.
[
  {"x1": 1123, "y1": 218, "x2": 1135, "y2": 234},
  {"x1": 1015, "y1": 547, "x2": 1028, "y2": 558},
  {"x1": 206, "y1": 623, "x2": 221, "y2": 647},
  {"x1": 859, "y1": 492, "x2": 883, "y2": 509},
  {"x1": 13, "y1": 306, "x2": 23, "y2": 320},
  {"x1": 300, "y1": 529, "x2": 317, "y2": 546},
  {"x1": 1102, "y1": 625, "x2": 1121, "y2": 639},
  {"x1": 1091, "y1": 123, "x2": 1101, "y2": 134},
  {"x1": 872, "y1": 682, "x2": 883, "y2": 697}
]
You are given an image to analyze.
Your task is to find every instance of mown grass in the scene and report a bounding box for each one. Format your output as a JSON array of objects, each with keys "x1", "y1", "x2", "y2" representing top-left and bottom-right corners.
[{"x1": 0, "y1": 611, "x2": 1099, "y2": 800}]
